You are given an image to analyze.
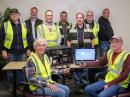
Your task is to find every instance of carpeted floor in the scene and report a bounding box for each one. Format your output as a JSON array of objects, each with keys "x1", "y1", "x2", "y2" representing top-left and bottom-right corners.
[{"x1": 0, "y1": 79, "x2": 87, "y2": 97}]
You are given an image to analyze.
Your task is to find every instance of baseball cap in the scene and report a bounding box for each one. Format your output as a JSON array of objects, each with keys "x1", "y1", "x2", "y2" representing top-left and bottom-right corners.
[
  {"x1": 10, "y1": 8, "x2": 19, "y2": 14},
  {"x1": 110, "y1": 35, "x2": 123, "y2": 42}
]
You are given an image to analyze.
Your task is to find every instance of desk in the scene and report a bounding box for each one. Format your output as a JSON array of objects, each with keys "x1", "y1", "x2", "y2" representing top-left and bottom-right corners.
[
  {"x1": 55, "y1": 64, "x2": 106, "y2": 84},
  {"x1": 56, "y1": 64, "x2": 106, "y2": 69},
  {"x1": 3, "y1": 61, "x2": 26, "y2": 97}
]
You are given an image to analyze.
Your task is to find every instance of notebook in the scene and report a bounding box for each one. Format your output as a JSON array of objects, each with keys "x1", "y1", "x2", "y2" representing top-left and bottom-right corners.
[{"x1": 75, "y1": 48, "x2": 96, "y2": 65}]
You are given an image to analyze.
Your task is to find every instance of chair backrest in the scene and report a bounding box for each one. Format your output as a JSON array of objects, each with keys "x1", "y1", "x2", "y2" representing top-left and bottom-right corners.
[
  {"x1": 22, "y1": 66, "x2": 51, "y2": 97},
  {"x1": 114, "y1": 73, "x2": 130, "y2": 97}
]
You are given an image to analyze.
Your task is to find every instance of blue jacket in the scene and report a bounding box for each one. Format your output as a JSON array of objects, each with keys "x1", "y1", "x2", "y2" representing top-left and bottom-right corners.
[{"x1": 0, "y1": 20, "x2": 31, "y2": 54}]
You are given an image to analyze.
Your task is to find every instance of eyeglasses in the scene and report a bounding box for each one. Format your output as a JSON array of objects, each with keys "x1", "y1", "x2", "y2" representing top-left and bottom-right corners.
[
  {"x1": 10, "y1": 13, "x2": 19, "y2": 16},
  {"x1": 104, "y1": 11, "x2": 110, "y2": 14},
  {"x1": 87, "y1": 15, "x2": 93, "y2": 17}
]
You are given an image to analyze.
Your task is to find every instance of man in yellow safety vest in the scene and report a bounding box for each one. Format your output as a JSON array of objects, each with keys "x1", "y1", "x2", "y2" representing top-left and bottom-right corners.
[
  {"x1": 80, "y1": 35, "x2": 130, "y2": 97},
  {"x1": 37, "y1": 10, "x2": 61, "y2": 47},
  {"x1": 0, "y1": 8, "x2": 31, "y2": 92}
]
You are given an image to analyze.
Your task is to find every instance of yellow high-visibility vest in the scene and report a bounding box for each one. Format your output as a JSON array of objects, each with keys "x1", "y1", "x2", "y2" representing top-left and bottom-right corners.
[
  {"x1": 105, "y1": 50, "x2": 129, "y2": 88},
  {"x1": 28, "y1": 53, "x2": 54, "y2": 91},
  {"x1": 85, "y1": 21, "x2": 99, "y2": 45},
  {"x1": 37, "y1": 23, "x2": 60, "y2": 47},
  {"x1": 4, "y1": 20, "x2": 28, "y2": 49}
]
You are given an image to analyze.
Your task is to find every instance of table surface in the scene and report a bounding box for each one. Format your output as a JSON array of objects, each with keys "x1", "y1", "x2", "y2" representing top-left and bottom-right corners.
[
  {"x1": 2, "y1": 61, "x2": 26, "y2": 70},
  {"x1": 55, "y1": 64, "x2": 106, "y2": 69},
  {"x1": 2, "y1": 61, "x2": 105, "y2": 70}
]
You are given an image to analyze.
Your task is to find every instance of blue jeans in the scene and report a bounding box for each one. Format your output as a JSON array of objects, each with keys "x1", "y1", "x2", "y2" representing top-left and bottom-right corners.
[
  {"x1": 7, "y1": 53, "x2": 26, "y2": 88},
  {"x1": 33, "y1": 83, "x2": 69, "y2": 97},
  {"x1": 100, "y1": 41, "x2": 110, "y2": 56},
  {"x1": 85, "y1": 80, "x2": 126, "y2": 97},
  {"x1": 73, "y1": 69, "x2": 88, "y2": 85}
]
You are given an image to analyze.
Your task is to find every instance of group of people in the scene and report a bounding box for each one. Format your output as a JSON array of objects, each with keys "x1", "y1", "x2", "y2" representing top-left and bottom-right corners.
[
  {"x1": 0, "y1": 6, "x2": 129, "y2": 97},
  {"x1": 0, "y1": 7, "x2": 114, "y2": 55}
]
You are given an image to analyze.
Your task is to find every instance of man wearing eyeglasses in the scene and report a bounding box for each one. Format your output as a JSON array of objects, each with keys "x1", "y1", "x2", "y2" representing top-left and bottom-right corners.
[
  {"x1": 84, "y1": 10, "x2": 99, "y2": 49},
  {"x1": 84, "y1": 10, "x2": 100, "y2": 84},
  {"x1": 0, "y1": 8, "x2": 31, "y2": 92}
]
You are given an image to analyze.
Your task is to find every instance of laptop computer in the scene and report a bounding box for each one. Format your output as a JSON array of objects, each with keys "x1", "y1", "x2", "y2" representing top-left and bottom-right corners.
[{"x1": 75, "y1": 48, "x2": 96, "y2": 65}]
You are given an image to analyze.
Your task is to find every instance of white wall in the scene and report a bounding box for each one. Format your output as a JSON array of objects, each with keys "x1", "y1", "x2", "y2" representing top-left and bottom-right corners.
[
  {"x1": 0, "y1": 0, "x2": 7, "y2": 15},
  {"x1": 0, "y1": 0, "x2": 130, "y2": 51}
]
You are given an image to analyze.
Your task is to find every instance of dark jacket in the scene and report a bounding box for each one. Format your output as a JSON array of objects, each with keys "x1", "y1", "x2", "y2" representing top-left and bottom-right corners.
[
  {"x1": 56, "y1": 21, "x2": 72, "y2": 46},
  {"x1": 98, "y1": 16, "x2": 114, "y2": 41},
  {"x1": 69, "y1": 24, "x2": 94, "y2": 48},
  {"x1": 0, "y1": 20, "x2": 31, "y2": 54},
  {"x1": 25, "y1": 18, "x2": 43, "y2": 50}
]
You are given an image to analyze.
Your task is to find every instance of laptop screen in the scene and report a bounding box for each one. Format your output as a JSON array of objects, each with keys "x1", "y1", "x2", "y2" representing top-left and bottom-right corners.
[{"x1": 75, "y1": 49, "x2": 96, "y2": 61}]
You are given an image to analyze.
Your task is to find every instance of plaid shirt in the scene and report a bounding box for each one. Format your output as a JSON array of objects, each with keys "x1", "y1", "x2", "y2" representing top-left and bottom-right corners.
[{"x1": 25, "y1": 58, "x2": 48, "y2": 86}]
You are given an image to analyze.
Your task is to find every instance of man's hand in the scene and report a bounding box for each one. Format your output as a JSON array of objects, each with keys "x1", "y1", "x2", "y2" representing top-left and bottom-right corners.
[
  {"x1": 47, "y1": 83, "x2": 58, "y2": 92},
  {"x1": 2, "y1": 50, "x2": 8, "y2": 59},
  {"x1": 104, "y1": 84, "x2": 109, "y2": 90},
  {"x1": 67, "y1": 41, "x2": 71, "y2": 47},
  {"x1": 64, "y1": 68, "x2": 70, "y2": 74},
  {"x1": 80, "y1": 62, "x2": 86, "y2": 68}
]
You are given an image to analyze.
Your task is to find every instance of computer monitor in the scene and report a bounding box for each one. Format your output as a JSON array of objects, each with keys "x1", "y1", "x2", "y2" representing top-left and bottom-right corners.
[{"x1": 75, "y1": 48, "x2": 96, "y2": 62}]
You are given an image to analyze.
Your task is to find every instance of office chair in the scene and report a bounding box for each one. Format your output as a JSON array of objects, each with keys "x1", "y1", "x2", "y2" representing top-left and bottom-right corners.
[
  {"x1": 113, "y1": 81, "x2": 130, "y2": 97},
  {"x1": 19, "y1": 67, "x2": 51, "y2": 97}
]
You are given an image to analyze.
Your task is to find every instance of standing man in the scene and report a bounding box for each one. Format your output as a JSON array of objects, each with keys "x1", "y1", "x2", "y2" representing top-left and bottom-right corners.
[
  {"x1": 67, "y1": 12, "x2": 94, "y2": 91},
  {"x1": 67, "y1": 12, "x2": 94, "y2": 48},
  {"x1": 37, "y1": 10, "x2": 61, "y2": 47},
  {"x1": 25, "y1": 7, "x2": 43, "y2": 50},
  {"x1": 98, "y1": 8, "x2": 114, "y2": 56},
  {"x1": 56, "y1": 11, "x2": 72, "y2": 46},
  {"x1": 81, "y1": 35, "x2": 130, "y2": 97},
  {"x1": 0, "y1": 8, "x2": 31, "y2": 91},
  {"x1": 84, "y1": 10, "x2": 99, "y2": 55},
  {"x1": 84, "y1": 10, "x2": 100, "y2": 83}
]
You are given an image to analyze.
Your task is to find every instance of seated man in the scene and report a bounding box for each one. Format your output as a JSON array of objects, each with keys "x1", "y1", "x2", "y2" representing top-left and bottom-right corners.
[
  {"x1": 80, "y1": 35, "x2": 130, "y2": 97},
  {"x1": 25, "y1": 38, "x2": 69, "y2": 97}
]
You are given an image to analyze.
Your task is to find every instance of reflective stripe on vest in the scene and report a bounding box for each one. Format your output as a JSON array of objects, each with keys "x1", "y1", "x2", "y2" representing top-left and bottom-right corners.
[
  {"x1": 58, "y1": 23, "x2": 72, "y2": 29},
  {"x1": 109, "y1": 52, "x2": 128, "y2": 75},
  {"x1": 41, "y1": 24, "x2": 45, "y2": 38},
  {"x1": 28, "y1": 53, "x2": 54, "y2": 91},
  {"x1": 31, "y1": 54, "x2": 51, "y2": 81},
  {"x1": 37, "y1": 24, "x2": 44, "y2": 39},
  {"x1": 61, "y1": 35, "x2": 64, "y2": 38},
  {"x1": 71, "y1": 40, "x2": 78, "y2": 44},
  {"x1": 70, "y1": 28, "x2": 92, "y2": 47},
  {"x1": 47, "y1": 40, "x2": 57, "y2": 42},
  {"x1": 59, "y1": 25, "x2": 62, "y2": 29},
  {"x1": 70, "y1": 29, "x2": 77, "y2": 33},
  {"x1": 57, "y1": 22, "x2": 72, "y2": 45},
  {"x1": 84, "y1": 39, "x2": 92, "y2": 43},
  {"x1": 105, "y1": 50, "x2": 129, "y2": 88},
  {"x1": 4, "y1": 21, "x2": 28, "y2": 49}
]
